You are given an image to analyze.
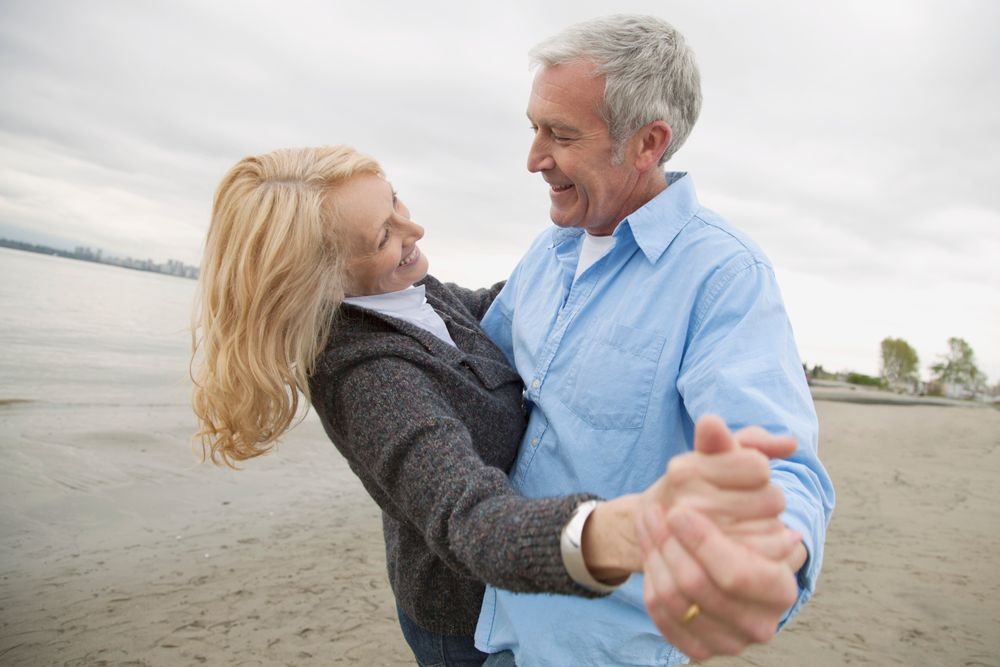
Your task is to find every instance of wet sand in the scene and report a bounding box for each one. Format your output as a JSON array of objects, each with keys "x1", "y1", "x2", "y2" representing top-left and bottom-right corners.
[{"x1": 2, "y1": 395, "x2": 999, "y2": 666}]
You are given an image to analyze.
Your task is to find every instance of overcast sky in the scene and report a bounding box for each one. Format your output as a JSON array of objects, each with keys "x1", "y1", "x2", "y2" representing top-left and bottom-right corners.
[{"x1": 1, "y1": 0, "x2": 998, "y2": 381}]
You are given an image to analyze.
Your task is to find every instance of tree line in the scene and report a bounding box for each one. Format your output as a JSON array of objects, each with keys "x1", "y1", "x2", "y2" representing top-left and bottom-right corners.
[{"x1": 879, "y1": 336, "x2": 989, "y2": 399}]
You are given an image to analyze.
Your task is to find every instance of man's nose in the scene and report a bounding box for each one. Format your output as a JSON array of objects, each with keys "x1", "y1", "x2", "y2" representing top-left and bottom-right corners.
[{"x1": 526, "y1": 134, "x2": 554, "y2": 173}]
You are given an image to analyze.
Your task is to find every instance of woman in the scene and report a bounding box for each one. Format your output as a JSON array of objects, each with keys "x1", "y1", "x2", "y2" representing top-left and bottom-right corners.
[{"x1": 190, "y1": 146, "x2": 794, "y2": 666}]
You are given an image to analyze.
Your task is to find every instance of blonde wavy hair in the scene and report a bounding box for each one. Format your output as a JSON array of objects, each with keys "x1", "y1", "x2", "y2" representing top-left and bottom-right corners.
[{"x1": 191, "y1": 145, "x2": 383, "y2": 467}]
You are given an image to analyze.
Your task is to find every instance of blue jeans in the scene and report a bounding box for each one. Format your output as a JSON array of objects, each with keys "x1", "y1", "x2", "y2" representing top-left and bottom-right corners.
[{"x1": 396, "y1": 604, "x2": 489, "y2": 667}]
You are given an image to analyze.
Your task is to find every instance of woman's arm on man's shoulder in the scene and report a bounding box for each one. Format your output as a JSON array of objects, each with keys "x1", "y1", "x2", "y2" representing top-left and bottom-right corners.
[{"x1": 441, "y1": 279, "x2": 506, "y2": 321}]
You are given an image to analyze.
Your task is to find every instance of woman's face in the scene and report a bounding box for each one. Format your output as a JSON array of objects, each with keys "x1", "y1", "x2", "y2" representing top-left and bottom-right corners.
[{"x1": 339, "y1": 173, "x2": 429, "y2": 296}]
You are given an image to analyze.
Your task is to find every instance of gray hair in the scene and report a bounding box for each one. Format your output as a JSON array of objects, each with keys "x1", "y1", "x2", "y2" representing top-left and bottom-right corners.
[{"x1": 529, "y1": 14, "x2": 702, "y2": 165}]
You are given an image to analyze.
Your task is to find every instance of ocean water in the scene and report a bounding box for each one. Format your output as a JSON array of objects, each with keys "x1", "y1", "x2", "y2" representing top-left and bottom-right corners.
[{"x1": 0, "y1": 246, "x2": 196, "y2": 407}]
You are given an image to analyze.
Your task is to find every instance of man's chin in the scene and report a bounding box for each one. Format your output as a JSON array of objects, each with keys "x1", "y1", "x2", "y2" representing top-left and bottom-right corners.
[{"x1": 549, "y1": 207, "x2": 580, "y2": 229}]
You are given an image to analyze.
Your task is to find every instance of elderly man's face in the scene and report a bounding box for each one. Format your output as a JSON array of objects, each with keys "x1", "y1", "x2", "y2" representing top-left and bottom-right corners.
[{"x1": 526, "y1": 60, "x2": 641, "y2": 236}]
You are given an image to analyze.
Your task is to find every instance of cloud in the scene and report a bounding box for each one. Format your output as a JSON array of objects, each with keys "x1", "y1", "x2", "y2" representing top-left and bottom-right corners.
[{"x1": 0, "y1": 0, "x2": 997, "y2": 378}]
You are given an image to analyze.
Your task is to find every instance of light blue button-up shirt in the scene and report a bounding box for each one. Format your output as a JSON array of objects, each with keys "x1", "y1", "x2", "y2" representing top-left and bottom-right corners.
[{"x1": 475, "y1": 173, "x2": 835, "y2": 666}]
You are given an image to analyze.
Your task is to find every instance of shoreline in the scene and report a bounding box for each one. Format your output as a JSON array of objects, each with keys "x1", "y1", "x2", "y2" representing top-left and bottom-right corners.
[{"x1": 809, "y1": 384, "x2": 995, "y2": 408}]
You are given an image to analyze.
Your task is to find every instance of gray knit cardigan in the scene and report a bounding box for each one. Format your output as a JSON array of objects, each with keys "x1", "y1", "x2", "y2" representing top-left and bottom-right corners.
[{"x1": 308, "y1": 276, "x2": 600, "y2": 636}]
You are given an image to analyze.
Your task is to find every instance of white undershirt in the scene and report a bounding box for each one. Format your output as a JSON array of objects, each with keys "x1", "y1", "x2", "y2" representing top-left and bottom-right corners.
[
  {"x1": 574, "y1": 232, "x2": 616, "y2": 281},
  {"x1": 343, "y1": 285, "x2": 457, "y2": 347}
]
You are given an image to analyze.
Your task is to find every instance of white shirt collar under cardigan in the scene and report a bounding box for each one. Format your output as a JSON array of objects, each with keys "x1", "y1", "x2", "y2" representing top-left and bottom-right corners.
[{"x1": 343, "y1": 284, "x2": 457, "y2": 347}]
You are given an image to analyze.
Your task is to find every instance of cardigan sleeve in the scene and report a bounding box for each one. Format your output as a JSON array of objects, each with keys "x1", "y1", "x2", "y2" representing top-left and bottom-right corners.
[
  {"x1": 440, "y1": 280, "x2": 506, "y2": 321},
  {"x1": 320, "y1": 354, "x2": 604, "y2": 598}
]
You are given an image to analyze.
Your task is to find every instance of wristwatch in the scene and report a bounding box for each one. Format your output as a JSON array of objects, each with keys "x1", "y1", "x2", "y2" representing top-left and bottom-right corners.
[{"x1": 560, "y1": 499, "x2": 623, "y2": 593}]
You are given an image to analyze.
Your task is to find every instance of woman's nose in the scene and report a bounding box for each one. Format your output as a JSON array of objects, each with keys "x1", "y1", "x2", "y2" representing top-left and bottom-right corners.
[{"x1": 405, "y1": 220, "x2": 424, "y2": 241}]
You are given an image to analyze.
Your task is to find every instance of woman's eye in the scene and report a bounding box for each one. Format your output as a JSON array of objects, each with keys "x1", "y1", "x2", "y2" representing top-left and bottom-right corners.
[{"x1": 378, "y1": 230, "x2": 390, "y2": 249}]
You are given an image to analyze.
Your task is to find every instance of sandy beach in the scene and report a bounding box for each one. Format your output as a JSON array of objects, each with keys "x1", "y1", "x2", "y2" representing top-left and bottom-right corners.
[{"x1": 2, "y1": 391, "x2": 999, "y2": 666}]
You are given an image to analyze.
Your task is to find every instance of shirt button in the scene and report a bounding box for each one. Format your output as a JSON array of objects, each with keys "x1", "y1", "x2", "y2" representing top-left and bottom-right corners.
[
  {"x1": 531, "y1": 437, "x2": 540, "y2": 447},
  {"x1": 531, "y1": 379, "x2": 541, "y2": 389}
]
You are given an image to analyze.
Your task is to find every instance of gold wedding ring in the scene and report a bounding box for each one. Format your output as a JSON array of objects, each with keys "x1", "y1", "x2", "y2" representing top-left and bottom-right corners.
[{"x1": 681, "y1": 602, "x2": 701, "y2": 625}]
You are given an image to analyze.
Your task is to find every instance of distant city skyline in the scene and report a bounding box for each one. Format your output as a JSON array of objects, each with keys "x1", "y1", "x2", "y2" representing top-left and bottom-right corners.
[
  {"x1": 1, "y1": 1, "x2": 998, "y2": 379},
  {"x1": 0, "y1": 236, "x2": 199, "y2": 279},
  {"x1": 0, "y1": 222, "x2": 130, "y2": 256}
]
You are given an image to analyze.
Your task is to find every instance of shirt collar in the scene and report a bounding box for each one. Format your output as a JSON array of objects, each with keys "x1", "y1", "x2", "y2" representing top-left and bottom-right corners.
[
  {"x1": 620, "y1": 172, "x2": 699, "y2": 264},
  {"x1": 549, "y1": 172, "x2": 699, "y2": 264},
  {"x1": 343, "y1": 284, "x2": 427, "y2": 314}
]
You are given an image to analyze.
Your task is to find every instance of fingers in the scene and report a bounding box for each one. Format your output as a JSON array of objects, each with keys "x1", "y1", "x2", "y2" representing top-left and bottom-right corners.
[
  {"x1": 667, "y1": 509, "x2": 799, "y2": 612},
  {"x1": 734, "y1": 425, "x2": 798, "y2": 460},
  {"x1": 723, "y1": 517, "x2": 802, "y2": 557},
  {"x1": 693, "y1": 414, "x2": 737, "y2": 455},
  {"x1": 641, "y1": 506, "x2": 773, "y2": 660},
  {"x1": 636, "y1": 498, "x2": 671, "y2": 558},
  {"x1": 675, "y1": 484, "x2": 787, "y2": 526},
  {"x1": 695, "y1": 416, "x2": 797, "y2": 461},
  {"x1": 654, "y1": 449, "x2": 786, "y2": 528},
  {"x1": 731, "y1": 527, "x2": 803, "y2": 563},
  {"x1": 722, "y1": 517, "x2": 788, "y2": 536},
  {"x1": 641, "y1": 507, "x2": 714, "y2": 660},
  {"x1": 659, "y1": 533, "x2": 778, "y2": 650},
  {"x1": 641, "y1": 416, "x2": 803, "y2": 660},
  {"x1": 667, "y1": 446, "x2": 772, "y2": 490},
  {"x1": 643, "y1": 510, "x2": 801, "y2": 565},
  {"x1": 679, "y1": 417, "x2": 796, "y2": 495}
]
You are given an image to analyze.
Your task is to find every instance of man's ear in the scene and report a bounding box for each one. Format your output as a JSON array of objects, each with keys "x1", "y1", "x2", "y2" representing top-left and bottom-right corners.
[{"x1": 633, "y1": 120, "x2": 672, "y2": 172}]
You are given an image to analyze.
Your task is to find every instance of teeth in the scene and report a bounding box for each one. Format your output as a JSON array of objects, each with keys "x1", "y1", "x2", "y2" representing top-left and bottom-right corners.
[
  {"x1": 552, "y1": 184, "x2": 573, "y2": 192},
  {"x1": 399, "y1": 247, "x2": 418, "y2": 267}
]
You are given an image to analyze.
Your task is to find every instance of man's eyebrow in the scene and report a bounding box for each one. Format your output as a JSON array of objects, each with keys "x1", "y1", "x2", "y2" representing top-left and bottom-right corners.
[{"x1": 526, "y1": 113, "x2": 579, "y2": 134}]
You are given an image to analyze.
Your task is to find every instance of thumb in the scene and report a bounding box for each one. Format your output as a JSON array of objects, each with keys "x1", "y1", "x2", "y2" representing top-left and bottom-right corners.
[{"x1": 694, "y1": 414, "x2": 737, "y2": 455}]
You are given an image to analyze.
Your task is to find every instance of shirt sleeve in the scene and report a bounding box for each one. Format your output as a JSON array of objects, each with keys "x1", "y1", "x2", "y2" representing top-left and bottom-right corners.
[
  {"x1": 676, "y1": 257, "x2": 836, "y2": 624},
  {"x1": 323, "y1": 355, "x2": 604, "y2": 598}
]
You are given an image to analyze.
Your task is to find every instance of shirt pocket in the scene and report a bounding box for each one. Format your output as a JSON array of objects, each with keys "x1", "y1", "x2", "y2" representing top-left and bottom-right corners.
[{"x1": 558, "y1": 322, "x2": 666, "y2": 430}]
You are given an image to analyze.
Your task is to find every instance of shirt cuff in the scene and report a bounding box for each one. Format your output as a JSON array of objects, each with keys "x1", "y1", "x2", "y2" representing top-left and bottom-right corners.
[{"x1": 778, "y1": 493, "x2": 826, "y2": 628}]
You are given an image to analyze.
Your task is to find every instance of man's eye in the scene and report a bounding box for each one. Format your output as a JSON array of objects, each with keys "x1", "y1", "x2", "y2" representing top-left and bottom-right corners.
[{"x1": 378, "y1": 230, "x2": 390, "y2": 249}]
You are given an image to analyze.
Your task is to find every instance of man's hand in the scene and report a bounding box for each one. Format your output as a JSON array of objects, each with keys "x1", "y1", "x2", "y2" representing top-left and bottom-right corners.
[
  {"x1": 638, "y1": 415, "x2": 795, "y2": 532},
  {"x1": 580, "y1": 415, "x2": 804, "y2": 587},
  {"x1": 634, "y1": 414, "x2": 806, "y2": 659},
  {"x1": 639, "y1": 507, "x2": 800, "y2": 660}
]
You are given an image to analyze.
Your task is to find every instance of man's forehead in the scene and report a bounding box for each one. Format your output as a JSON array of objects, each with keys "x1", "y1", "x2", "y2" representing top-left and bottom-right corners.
[{"x1": 527, "y1": 95, "x2": 605, "y2": 134}]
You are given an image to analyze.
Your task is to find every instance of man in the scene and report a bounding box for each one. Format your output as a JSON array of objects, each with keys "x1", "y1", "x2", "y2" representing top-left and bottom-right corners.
[{"x1": 475, "y1": 15, "x2": 835, "y2": 666}]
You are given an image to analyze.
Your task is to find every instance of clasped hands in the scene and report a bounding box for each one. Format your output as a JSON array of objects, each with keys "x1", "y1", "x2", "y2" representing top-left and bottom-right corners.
[{"x1": 637, "y1": 415, "x2": 806, "y2": 661}]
